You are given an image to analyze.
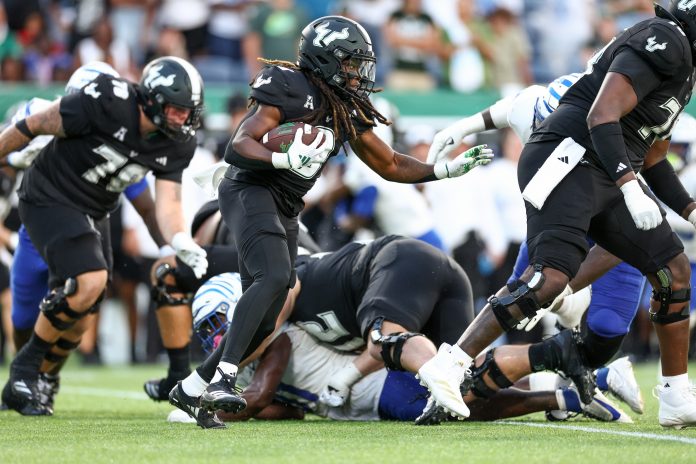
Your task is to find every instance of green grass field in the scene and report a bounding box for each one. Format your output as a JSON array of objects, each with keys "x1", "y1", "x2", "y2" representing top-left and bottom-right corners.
[{"x1": 1, "y1": 362, "x2": 696, "y2": 464}]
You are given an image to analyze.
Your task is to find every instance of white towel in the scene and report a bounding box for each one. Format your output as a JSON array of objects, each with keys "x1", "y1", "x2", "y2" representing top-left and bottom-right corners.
[
  {"x1": 190, "y1": 160, "x2": 229, "y2": 198},
  {"x1": 522, "y1": 137, "x2": 585, "y2": 210}
]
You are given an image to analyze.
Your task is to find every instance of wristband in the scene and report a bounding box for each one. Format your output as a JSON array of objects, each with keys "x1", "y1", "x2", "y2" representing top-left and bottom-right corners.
[
  {"x1": 271, "y1": 152, "x2": 290, "y2": 169},
  {"x1": 15, "y1": 119, "x2": 34, "y2": 139}
]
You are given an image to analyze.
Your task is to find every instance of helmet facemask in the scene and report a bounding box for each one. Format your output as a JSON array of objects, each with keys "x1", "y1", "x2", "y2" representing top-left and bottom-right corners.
[
  {"x1": 331, "y1": 51, "x2": 376, "y2": 100},
  {"x1": 194, "y1": 303, "x2": 229, "y2": 355}
]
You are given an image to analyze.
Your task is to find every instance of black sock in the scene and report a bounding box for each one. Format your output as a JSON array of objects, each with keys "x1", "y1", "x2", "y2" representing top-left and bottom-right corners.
[
  {"x1": 11, "y1": 333, "x2": 53, "y2": 379},
  {"x1": 528, "y1": 338, "x2": 563, "y2": 372},
  {"x1": 167, "y1": 345, "x2": 191, "y2": 375}
]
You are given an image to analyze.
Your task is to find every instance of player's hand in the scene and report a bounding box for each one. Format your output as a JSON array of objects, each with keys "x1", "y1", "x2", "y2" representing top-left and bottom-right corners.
[
  {"x1": 7, "y1": 146, "x2": 41, "y2": 169},
  {"x1": 272, "y1": 128, "x2": 334, "y2": 170},
  {"x1": 318, "y1": 363, "x2": 362, "y2": 407},
  {"x1": 171, "y1": 232, "x2": 208, "y2": 279},
  {"x1": 427, "y1": 122, "x2": 469, "y2": 164},
  {"x1": 433, "y1": 144, "x2": 493, "y2": 179},
  {"x1": 688, "y1": 208, "x2": 696, "y2": 229},
  {"x1": 620, "y1": 179, "x2": 662, "y2": 230}
]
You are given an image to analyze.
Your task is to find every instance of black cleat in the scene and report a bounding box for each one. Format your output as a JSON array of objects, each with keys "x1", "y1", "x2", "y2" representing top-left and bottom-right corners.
[
  {"x1": 1, "y1": 376, "x2": 52, "y2": 416},
  {"x1": 37, "y1": 373, "x2": 60, "y2": 411},
  {"x1": 168, "y1": 381, "x2": 226, "y2": 429},
  {"x1": 144, "y1": 370, "x2": 190, "y2": 402},
  {"x1": 551, "y1": 329, "x2": 596, "y2": 405},
  {"x1": 199, "y1": 369, "x2": 247, "y2": 414},
  {"x1": 415, "y1": 396, "x2": 450, "y2": 425}
]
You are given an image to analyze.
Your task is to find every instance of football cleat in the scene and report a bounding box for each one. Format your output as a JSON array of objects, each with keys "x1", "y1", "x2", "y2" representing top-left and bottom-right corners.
[
  {"x1": 414, "y1": 395, "x2": 450, "y2": 425},
  {"x1": 549, "y1": 329, "x2": 596, "y2": 404},
  {"x1": 199, "y1": 368, "x2": 247, "y2": 414},
  {"x1": 1, "y1": 376, "x2": 52, "y2": 416},
  {"x1": 37, "y1": 373, "x2": 60, "y2": 411},
  {"x1": 603, "y1": 357, "x2": 644, "y2": 414},
  {"x1": 558, "y1": 386, "x2": 632, "y2": 423},
  {"x1": 416, "y1": 345, "x2": 471, "y2": 419},
  {"x1": 144, "y1": 370, "x2": 191, "y2": 402},
  {"x1": 168, "y1": 381, "x2": 226, "y2": 429},
  {"x1": 655, "y1": 382, "x2": 696, "y2": 429}
]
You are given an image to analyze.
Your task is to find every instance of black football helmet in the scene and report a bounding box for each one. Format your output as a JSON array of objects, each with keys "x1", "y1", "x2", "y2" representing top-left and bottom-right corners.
[
  {"x1": 655, "y1": 0, "x2": 696, "y2": 62},
  {"x1": 298, "y1": 15, "x2": 376, "y2": 100},
  {"x1": 139, "y1": 56, "x2": 204, "y2": 142}
]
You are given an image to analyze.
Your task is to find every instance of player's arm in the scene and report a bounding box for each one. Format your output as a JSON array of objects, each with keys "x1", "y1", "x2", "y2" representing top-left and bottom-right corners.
[
  {"x1": 218, "y1": 333, "x2": 292, "y2": 421},
  {"x1": 351, "y1": 129, "x2": 492, "y2": 183},
  {"x1": 155, "y1": 178, "x2": 208, "y2": 278},
  {"x1": 0, "y1": 100, "x2": 65, "y2": 160},
  {"x1": 227, "y1": 103, "x2": 282, "y2": 168},
  {"x1": 641, "y1": 138, "x2": 696, "y2": 221},
  {"x1": 129, "y1": 183, "x2": 166, "y2": 248}
]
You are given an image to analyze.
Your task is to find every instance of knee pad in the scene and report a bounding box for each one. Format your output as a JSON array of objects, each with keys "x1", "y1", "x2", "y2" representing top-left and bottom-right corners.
[
  {"x1": 490, "y1": 264, "x2": 545, "y2": 331},
  {"x1": 579, "y1": 328, "x2": 624, "y2": 368},
  {"x1": 650, "y1": 266, "x2": 690, "y2": 324},
  {"x1": 40, "y1": 278, "x2": 85, "y2": 331},
  {"x1": 369, "y1": 317, "x2": 425, "y2": 371},
  {"x1": 151, "y1": 263, "x2": 192, "y2": 308},
  {"x1": 470, "y1": 349, "x2": 513, "y2": 398}
]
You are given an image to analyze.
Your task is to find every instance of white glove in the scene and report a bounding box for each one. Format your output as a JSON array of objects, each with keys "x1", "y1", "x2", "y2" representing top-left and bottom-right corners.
[
  {"x1": 271, "y1": 127, "x2": 334, "y2": 170},
  {"x1": 688, "y1": 209, "x2": 696, "y2": 229},
  {"x1": 620, "y1": 179, "x2": 662, "y2": 230},
  {"x1": 318, "y1": 363, "x2": 362, "y2": 407},
  {"x1": 433, "y1": 144, "x2": 494, "y2": 179},
  {"x1": 427, "y1": 123, "x2": 469, "y2": 164},
  {"x1": 516, "y1": 284, "x2": 573, "y2": 331},
  {"x1": 6, "y1": 135, "x2": 51, "y2": 169},
  {"x1": 171, "y1": 232, "x2": 208, "y2": 279}
]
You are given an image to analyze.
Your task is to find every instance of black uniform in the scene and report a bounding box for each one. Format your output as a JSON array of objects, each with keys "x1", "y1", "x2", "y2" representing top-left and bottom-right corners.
[
  {"x1": 208, "y1": 65, "x2": 373, "y2": 367},
  {"x1": 521, "y1": 17, "x2": 692, "y2": 277},
  {"x1": 289, "y1": 235, "x2": 475, "y2": 350},
  {"x1": 18, "y1": 74, "x2": 195, "y2": 286}
]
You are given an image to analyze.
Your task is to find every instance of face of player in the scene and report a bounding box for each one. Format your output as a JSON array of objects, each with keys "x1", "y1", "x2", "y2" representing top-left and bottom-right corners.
[
  {"x1": 340, "y1": 56, "x2": 375, "y2": 97},
  {"x1": 164, "y1": 104, "x2": 192, "y2": 130}
]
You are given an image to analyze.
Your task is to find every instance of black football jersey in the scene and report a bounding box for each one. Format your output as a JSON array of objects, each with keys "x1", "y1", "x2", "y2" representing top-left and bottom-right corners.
[
  {"x1": 224, "y1": 65, "x2": 374, "y2": 217},
  {"x1": 289, "y1": 235, "x2": 402, "y2": 350},
  {"x1": 19, "y1": 74, "x2": 195, "y2": 218},
  {"x1": 531, "y1": 17, "x2": 694, "y2": 173}
]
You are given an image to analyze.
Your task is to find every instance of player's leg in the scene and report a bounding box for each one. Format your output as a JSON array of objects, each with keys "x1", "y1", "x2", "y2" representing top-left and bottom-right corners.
[{"x1": 2, "y1": 202, "x2": 109, "y2": 415}]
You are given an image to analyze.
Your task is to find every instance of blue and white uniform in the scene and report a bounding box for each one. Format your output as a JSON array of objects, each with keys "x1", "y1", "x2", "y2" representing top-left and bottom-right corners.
[{"x1": 506, "y1": 74, "x2": 646, "y2": 337}]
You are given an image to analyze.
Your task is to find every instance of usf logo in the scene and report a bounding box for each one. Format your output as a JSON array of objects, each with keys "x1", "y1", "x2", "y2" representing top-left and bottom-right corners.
[
  {"x1": 143, "y1": 64, "x2": 175, "y2": 89},
  {"x1": 313, "y1": 22, "x2": 350, "y2": 47},
  {"x1": 679, "y1": 0, "x2": 696, "y2": 11},
  {"x1": 645, "y1": 36, "x2": 667, "y2": 52}
]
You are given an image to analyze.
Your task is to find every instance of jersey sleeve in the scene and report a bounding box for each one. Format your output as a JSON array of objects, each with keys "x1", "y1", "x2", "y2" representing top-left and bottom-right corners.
[
  {"x1": 249, "y1": 66, "x2": 290, "y2": 120},
  {"x1": 60, "y1": 74, "x2": 125, "y2": 137},
  {"x1": 608, "y1": 49, "x2": 663, "y2": 101},
  {"x1": 619, "y1": 22, "x2": 687, "y2": 76},
  {"x1": 152, "y1": 139, "x2": 196, "y2": 183}
]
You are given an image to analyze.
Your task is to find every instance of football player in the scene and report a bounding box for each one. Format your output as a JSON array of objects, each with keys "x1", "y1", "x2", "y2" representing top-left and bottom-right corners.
[
  {"x1": 172, "y1": 15, "x2": 493, "y2": 417},
  {"x1": 170, "y1": 274, "x2": 634, "y2": 427},
  {"x1": 0, "y1": 56, "x2": 208, "y2": 416},
  {"x1": 419, "y1": 1, "x2": 696, "y2": 429}
]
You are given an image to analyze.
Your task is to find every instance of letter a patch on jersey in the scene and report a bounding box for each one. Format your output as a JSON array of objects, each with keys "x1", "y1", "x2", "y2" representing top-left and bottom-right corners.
[
  {"x1": 304, "y1": 95, "x2": 314, "y2": 110},
  {"x1": 645, "y1": 36, "x2": 667, "y2": 52},
  {"x1": 113, "y1": 126, "x2": 128, "y2": 142}
]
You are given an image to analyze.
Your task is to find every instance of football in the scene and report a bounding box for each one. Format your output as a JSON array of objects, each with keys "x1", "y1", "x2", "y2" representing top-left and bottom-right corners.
[{"x1": 261, "y1": 122, "x2": 322, "y2": 153}]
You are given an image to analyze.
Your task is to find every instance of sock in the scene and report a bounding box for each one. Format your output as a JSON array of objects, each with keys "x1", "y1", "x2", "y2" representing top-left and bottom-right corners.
[
  {"x1": 663, "y1": 373, "x2": 689, "y2": 389},
  {"x1": 166, "y1": 345, "x2": 191, "y2": 375},
  {"x1": 528, "y1": 338, "x2": 563, "y2": 372},
  {"x1": 181, "y1": 370, "x2": 209, "y2": 397},
  {"x1": 211, "y1": 361, "x2": 238, "y2": 383},
  {"x1": 449, "y1": 344, "x2": 473, "y2": 366},
  {"x1": 595, "y1": 367, "x2": 609, "y2": 392},
  {"x1": 11, "y1": 333, "x2": 53, "y2": 379},
  {"x1": 528, "y1": 372, "x2": 560, "y2": 392}
]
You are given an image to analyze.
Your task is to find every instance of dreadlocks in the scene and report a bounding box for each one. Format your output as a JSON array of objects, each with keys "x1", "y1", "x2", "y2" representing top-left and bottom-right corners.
[{"x1": 256, "y1": 58, "x2": 390, "y2": 141}]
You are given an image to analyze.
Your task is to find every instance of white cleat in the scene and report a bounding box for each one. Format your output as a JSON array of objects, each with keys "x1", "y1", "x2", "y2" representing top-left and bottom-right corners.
[
  {"x1": 604, "y1": 356, "x2": 644, "y2": 414},
  {"x1": 416, "y1": 345, "x2": 471, "y2": 419},
  {"x1": 655, "y1": 382, "x2": 696, "y2": 429},
  {"x1": 582, "y1": 389, "x2": 633, "y2": 423}
]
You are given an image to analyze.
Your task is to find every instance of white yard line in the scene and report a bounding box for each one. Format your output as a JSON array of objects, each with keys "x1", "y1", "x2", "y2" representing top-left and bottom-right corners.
[{"x1": 501, "y1": 421, "x2": 696, "y2": 446}]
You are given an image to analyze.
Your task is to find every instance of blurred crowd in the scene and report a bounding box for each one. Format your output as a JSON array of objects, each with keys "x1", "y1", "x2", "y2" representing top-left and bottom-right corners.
[
  {"x1": 0, "y1": 0, "x2": 670, "y2": 95},
  {"x1": 0, "y1": 0, "x2": 692, "y2": 367}
]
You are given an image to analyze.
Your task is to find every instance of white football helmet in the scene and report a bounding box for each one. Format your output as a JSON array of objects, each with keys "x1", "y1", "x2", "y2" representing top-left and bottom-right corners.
[
  {"x1": 65, "y1": 61, "x2": 120, "y2": 94},
  {"x1": 533, "y1": 72, "x2": 582, "y2": 126},
  {"x1": 191, "y1": 272, "x2": 243, "y2": 354}
]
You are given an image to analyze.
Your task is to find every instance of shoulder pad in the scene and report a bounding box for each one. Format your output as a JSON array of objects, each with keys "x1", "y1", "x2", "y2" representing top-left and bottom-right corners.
[
  {"x1": 628, "y1": 21, "x2": 689, "y2": 76},
  {"x1": 249, "y1": 65, "x2": 291, "y2": 107}
]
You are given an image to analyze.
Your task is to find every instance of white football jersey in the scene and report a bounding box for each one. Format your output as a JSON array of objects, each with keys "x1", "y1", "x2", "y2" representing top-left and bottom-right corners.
[{"x1": 238, "y1": 324, "x2": 387, "y2": 420}]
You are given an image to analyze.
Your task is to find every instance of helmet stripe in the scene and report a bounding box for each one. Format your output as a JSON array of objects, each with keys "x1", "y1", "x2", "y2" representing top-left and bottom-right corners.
[{"x1": 168, "y1": 56, "x2": 202, "y2": 104}]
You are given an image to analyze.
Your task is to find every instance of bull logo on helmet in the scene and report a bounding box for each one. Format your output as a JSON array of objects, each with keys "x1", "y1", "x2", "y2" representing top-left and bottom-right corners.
[
  {"x1": 143, "y1": 64, "x2": 176, "y2": 89},
  {"x1": 313, "y1": 22, "x2": 350, "y2": 48}
]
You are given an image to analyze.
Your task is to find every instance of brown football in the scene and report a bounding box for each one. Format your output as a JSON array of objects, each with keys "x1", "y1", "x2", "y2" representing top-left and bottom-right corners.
[{"x1": 261, "y1": 122, "x2": 322, "y2": 153}]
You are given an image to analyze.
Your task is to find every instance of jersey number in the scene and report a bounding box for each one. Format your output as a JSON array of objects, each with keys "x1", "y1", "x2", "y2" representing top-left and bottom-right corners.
[
  {"x1": 82, "y1": 144, "x2": 148, "y2": 192},
  {"x1": 295, "y1": 311, "x2": 365, "y2": 351},
  {"x1": 638, "y1": 97, "x2": 682, "y2": 140},
  {"x1": 83, "y1": 80, "x2": 129, "y2": 100},
  {"x1": 584, "y1": 38, "x2": 616, "y2": 76}
]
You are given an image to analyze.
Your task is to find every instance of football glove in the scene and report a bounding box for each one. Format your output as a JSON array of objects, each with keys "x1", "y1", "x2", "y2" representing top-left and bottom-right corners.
[
  {"x1": 620, "y1": 179, "x2": 662, "y2": 230},
  {"x1": 271, "y1": 128, "x2": 334, "y2": 170},
  {"x1": 427, "y1": 120, "x2": 475, "y2": 164},
  {"x1": 171, "y1": 232, "x2": 208, "y2": 279},
  {"x1": 433, "y1": 144, "x2": 493, "y2": 179},
  {"x1": 318, "y1": 363, "x2": 362, "y2": 407}
]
